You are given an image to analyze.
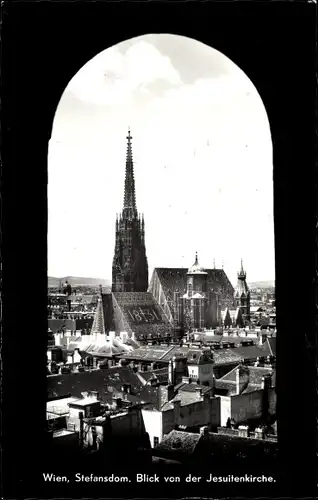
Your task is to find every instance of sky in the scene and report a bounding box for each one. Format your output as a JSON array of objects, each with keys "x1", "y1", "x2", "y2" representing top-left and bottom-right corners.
[{"x1": 48, "y1": 34, "x2": 275, "y2": 286}]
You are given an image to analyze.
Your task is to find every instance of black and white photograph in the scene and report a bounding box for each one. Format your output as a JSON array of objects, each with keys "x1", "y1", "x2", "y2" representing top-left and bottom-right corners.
[
  {"x1": 47, "y1": 31, "x2": 278, "y2": 470},
  {"x1": 2, "y1": 2, "x2": 316, "y2": 499}
]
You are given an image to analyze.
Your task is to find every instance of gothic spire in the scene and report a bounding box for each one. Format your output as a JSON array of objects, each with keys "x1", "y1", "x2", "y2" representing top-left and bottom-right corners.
[
  {"x1": 238, "y1": 258, "x2": 246, "y2": 279},
  {"x1": 123, "y1": 128, "x2": 137, "y2": 212}
]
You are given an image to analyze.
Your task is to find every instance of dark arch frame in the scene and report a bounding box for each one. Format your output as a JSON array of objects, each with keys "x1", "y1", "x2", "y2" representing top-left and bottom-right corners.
[{"x1": 2, "y1": 1, "x2": 316, "y2": 498}]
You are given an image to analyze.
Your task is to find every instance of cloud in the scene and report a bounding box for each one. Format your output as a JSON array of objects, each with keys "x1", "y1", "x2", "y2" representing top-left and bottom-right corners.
[{"x1": 66, "y1": 40, "x2": 182, "y2": 106}]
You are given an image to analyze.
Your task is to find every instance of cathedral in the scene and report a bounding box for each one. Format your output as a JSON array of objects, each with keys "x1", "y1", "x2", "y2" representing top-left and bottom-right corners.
[{"x1": 103, "y1": 130, "x2": 249, "y2": 339}]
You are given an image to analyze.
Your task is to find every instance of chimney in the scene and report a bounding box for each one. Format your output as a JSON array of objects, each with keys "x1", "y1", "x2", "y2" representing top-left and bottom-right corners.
[
  {"x1": 114, "y1": 397, "x2": 122, "y2": 409},
  {"x1": 203, "y1": 392, "x2": 210, "y2": 404},
  {"x1": 236, "y1": 366, "x2": 249, "y2": 395},
  {"x1": 90, "y1": 391, "x2": 99, "y2": 400},
  {"x1": 238, "y1": 425, "x2": 249, "y2": 438},
  {"x1": 195, "y1": 387, "x2": 203, "y2": 397},
  {"x1": 254, "y1": 427, "x2": 265, "y2": 440},
  {"x1": 168, "y1": 359, "x2": 175, "y2": 386},
  {"x1": 173, "y1": 399, "x2": 181, "y2": 421},
  {"x1": 79, "y1": 411, "x2": 84, "y2": 448},
  {"x1": 54, "y1": 333, "x2": 61, "y2": 346},
  {"x1": 199, "y1": 426, "x2": 209, "y2": 439},
  {"x1": 261, "y1": 374, "x2": 272, "y2": 390},
  {"x1": 167, "y1": 384, "x2": 174, "y2": 401}
]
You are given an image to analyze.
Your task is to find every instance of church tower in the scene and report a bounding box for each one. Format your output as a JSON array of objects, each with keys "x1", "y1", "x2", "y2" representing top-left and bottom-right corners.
[
  {"x1": 234, "y1": 259, "x2": 250, "y2": 323},
  {"x1": 112, "y1": 130, "x2": 148, "y2": 292}
]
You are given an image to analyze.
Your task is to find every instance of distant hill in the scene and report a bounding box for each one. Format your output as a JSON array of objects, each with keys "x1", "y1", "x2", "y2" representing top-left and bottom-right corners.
[
  {"x1": 248, "y1": 280, "x2": 275, "y2": 289},
  {"x1": 48, "y1": 276, "x2": 111, "y2": 288}
]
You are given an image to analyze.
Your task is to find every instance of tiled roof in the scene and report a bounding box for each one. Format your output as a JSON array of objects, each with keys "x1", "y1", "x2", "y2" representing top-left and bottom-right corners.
[
  {"x1": 180, "y1": 384, "x2": 213, "y2": 394},
  {"x1": 118, "y1": 345, "x2": 171, "y2": 361},
  {"x1": 197, "y1": 432, "x2": 278, "y2": 460},
  {"x1": 154, "y1": 430, "x2": 202, "y2": 455},
  {"x1": 215, "y1": 364, "x2": 275, "y2": 395},
  {"x1": 149, "y1": 268, "x2": 234, "y2": 320},
  {"x1": 47, "y1": 366, "x2": 144, "y2": 401},
  {"x1": 46, "y1": 397, "x2": 79, "y2": 417},
  {"x1": 212, "y1": 349, "x2": 243, "y2": 365},
  {"x1": 232, "y1": 344, "x2": 269, "y2": 360},
  {"x1": 138, "y1": 368, "x2": 169, "y2": 385},
  {"x1": 119, "y1": 344, "x2": 247, "y2": 366},
  {"x1": 159, "y1": 346, "x2": 189, "y2": 361},
  {"x1": 137, "y1": 386, "x2": 162, "y2": 409},
  {"x1": 266, "y1": 337, "x2": 276, "y2": 356},
  {"x1": 113, "y1": 292, "x2": 173, "y2": 339},
  {"x1": 220, "y1": 365, "x2": 273, "y2": 385},
  {"x1": 198, "y1": 334, "x2": 245, "y2": 345},
  {"x1": 161, "y1": 390, "x2": 205, "y2": 411},
  {"x1": 214, "y1": 379, "x2": 237, "y2": 395}
]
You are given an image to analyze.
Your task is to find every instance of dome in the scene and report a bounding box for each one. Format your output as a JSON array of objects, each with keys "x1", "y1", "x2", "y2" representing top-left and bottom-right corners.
[{"x1": 187, "y1": 252, "x2": 208, "y2": 275}]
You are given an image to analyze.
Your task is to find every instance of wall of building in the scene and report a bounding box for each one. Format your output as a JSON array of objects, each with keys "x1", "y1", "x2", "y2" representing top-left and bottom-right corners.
[
  {"x1": 219, "y1": 395, "x2": 232, "y2": 427},
  {"x1": 231, "y1": 387, "x2": 276, "y2": 424},
  {"x1": 198, "y1": 363, "x2": 214, "y2": 385},
  {"x1": 141, "y1": 409, "x2": 163, "y2": 447},
  {"x1": 110, "y1": 409, "x2": 144, "y2": 437},
  {"x1": 162, "y1": 397, "x2": 220, "y2": 436}
]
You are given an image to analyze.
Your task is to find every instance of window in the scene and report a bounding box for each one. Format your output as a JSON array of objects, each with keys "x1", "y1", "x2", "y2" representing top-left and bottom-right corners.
[{"x1": 153, "y1": 436, "x2": 159, "y2": 447}]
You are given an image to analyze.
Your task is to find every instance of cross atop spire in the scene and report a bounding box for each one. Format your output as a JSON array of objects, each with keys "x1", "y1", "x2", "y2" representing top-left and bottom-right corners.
[{"x1": 123, "y1": 128, "x2": 137, "y2": 212}]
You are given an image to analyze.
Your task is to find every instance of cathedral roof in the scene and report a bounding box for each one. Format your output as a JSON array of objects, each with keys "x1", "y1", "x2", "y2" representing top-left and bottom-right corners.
[
  {"x1": 149, "y1": 268, "x2": 234, "y2": 319},
  {"x1": 187, "y1": 252, "x2": 208, "y2": 275}
]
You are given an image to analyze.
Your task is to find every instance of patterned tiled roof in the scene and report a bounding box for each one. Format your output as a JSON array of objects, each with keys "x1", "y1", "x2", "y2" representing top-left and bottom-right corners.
[
  {"x1": 112, "y1": 292, "x2": 173, "y2": 339},
  {"x1": 154, "y1": 430, "x2": 202, "y2": 455}
]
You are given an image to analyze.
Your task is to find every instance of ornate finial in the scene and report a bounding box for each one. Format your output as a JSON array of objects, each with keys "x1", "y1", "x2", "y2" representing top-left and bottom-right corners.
[
  {"x1": 213, "y1": 258, "x2": 216, "y2": 269},
  {"x1": 127, "y1": 128, "x2": 132, "y2": 142},
  {"x1": 222, "y1": 260, "x2": 224, "y2": 270},
  {"x1": 241, "y1": 258, "x2": 244, "y2": 272},
  {"x1": 195, "y1": 251, "x2": 198, "y2": 264}
]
